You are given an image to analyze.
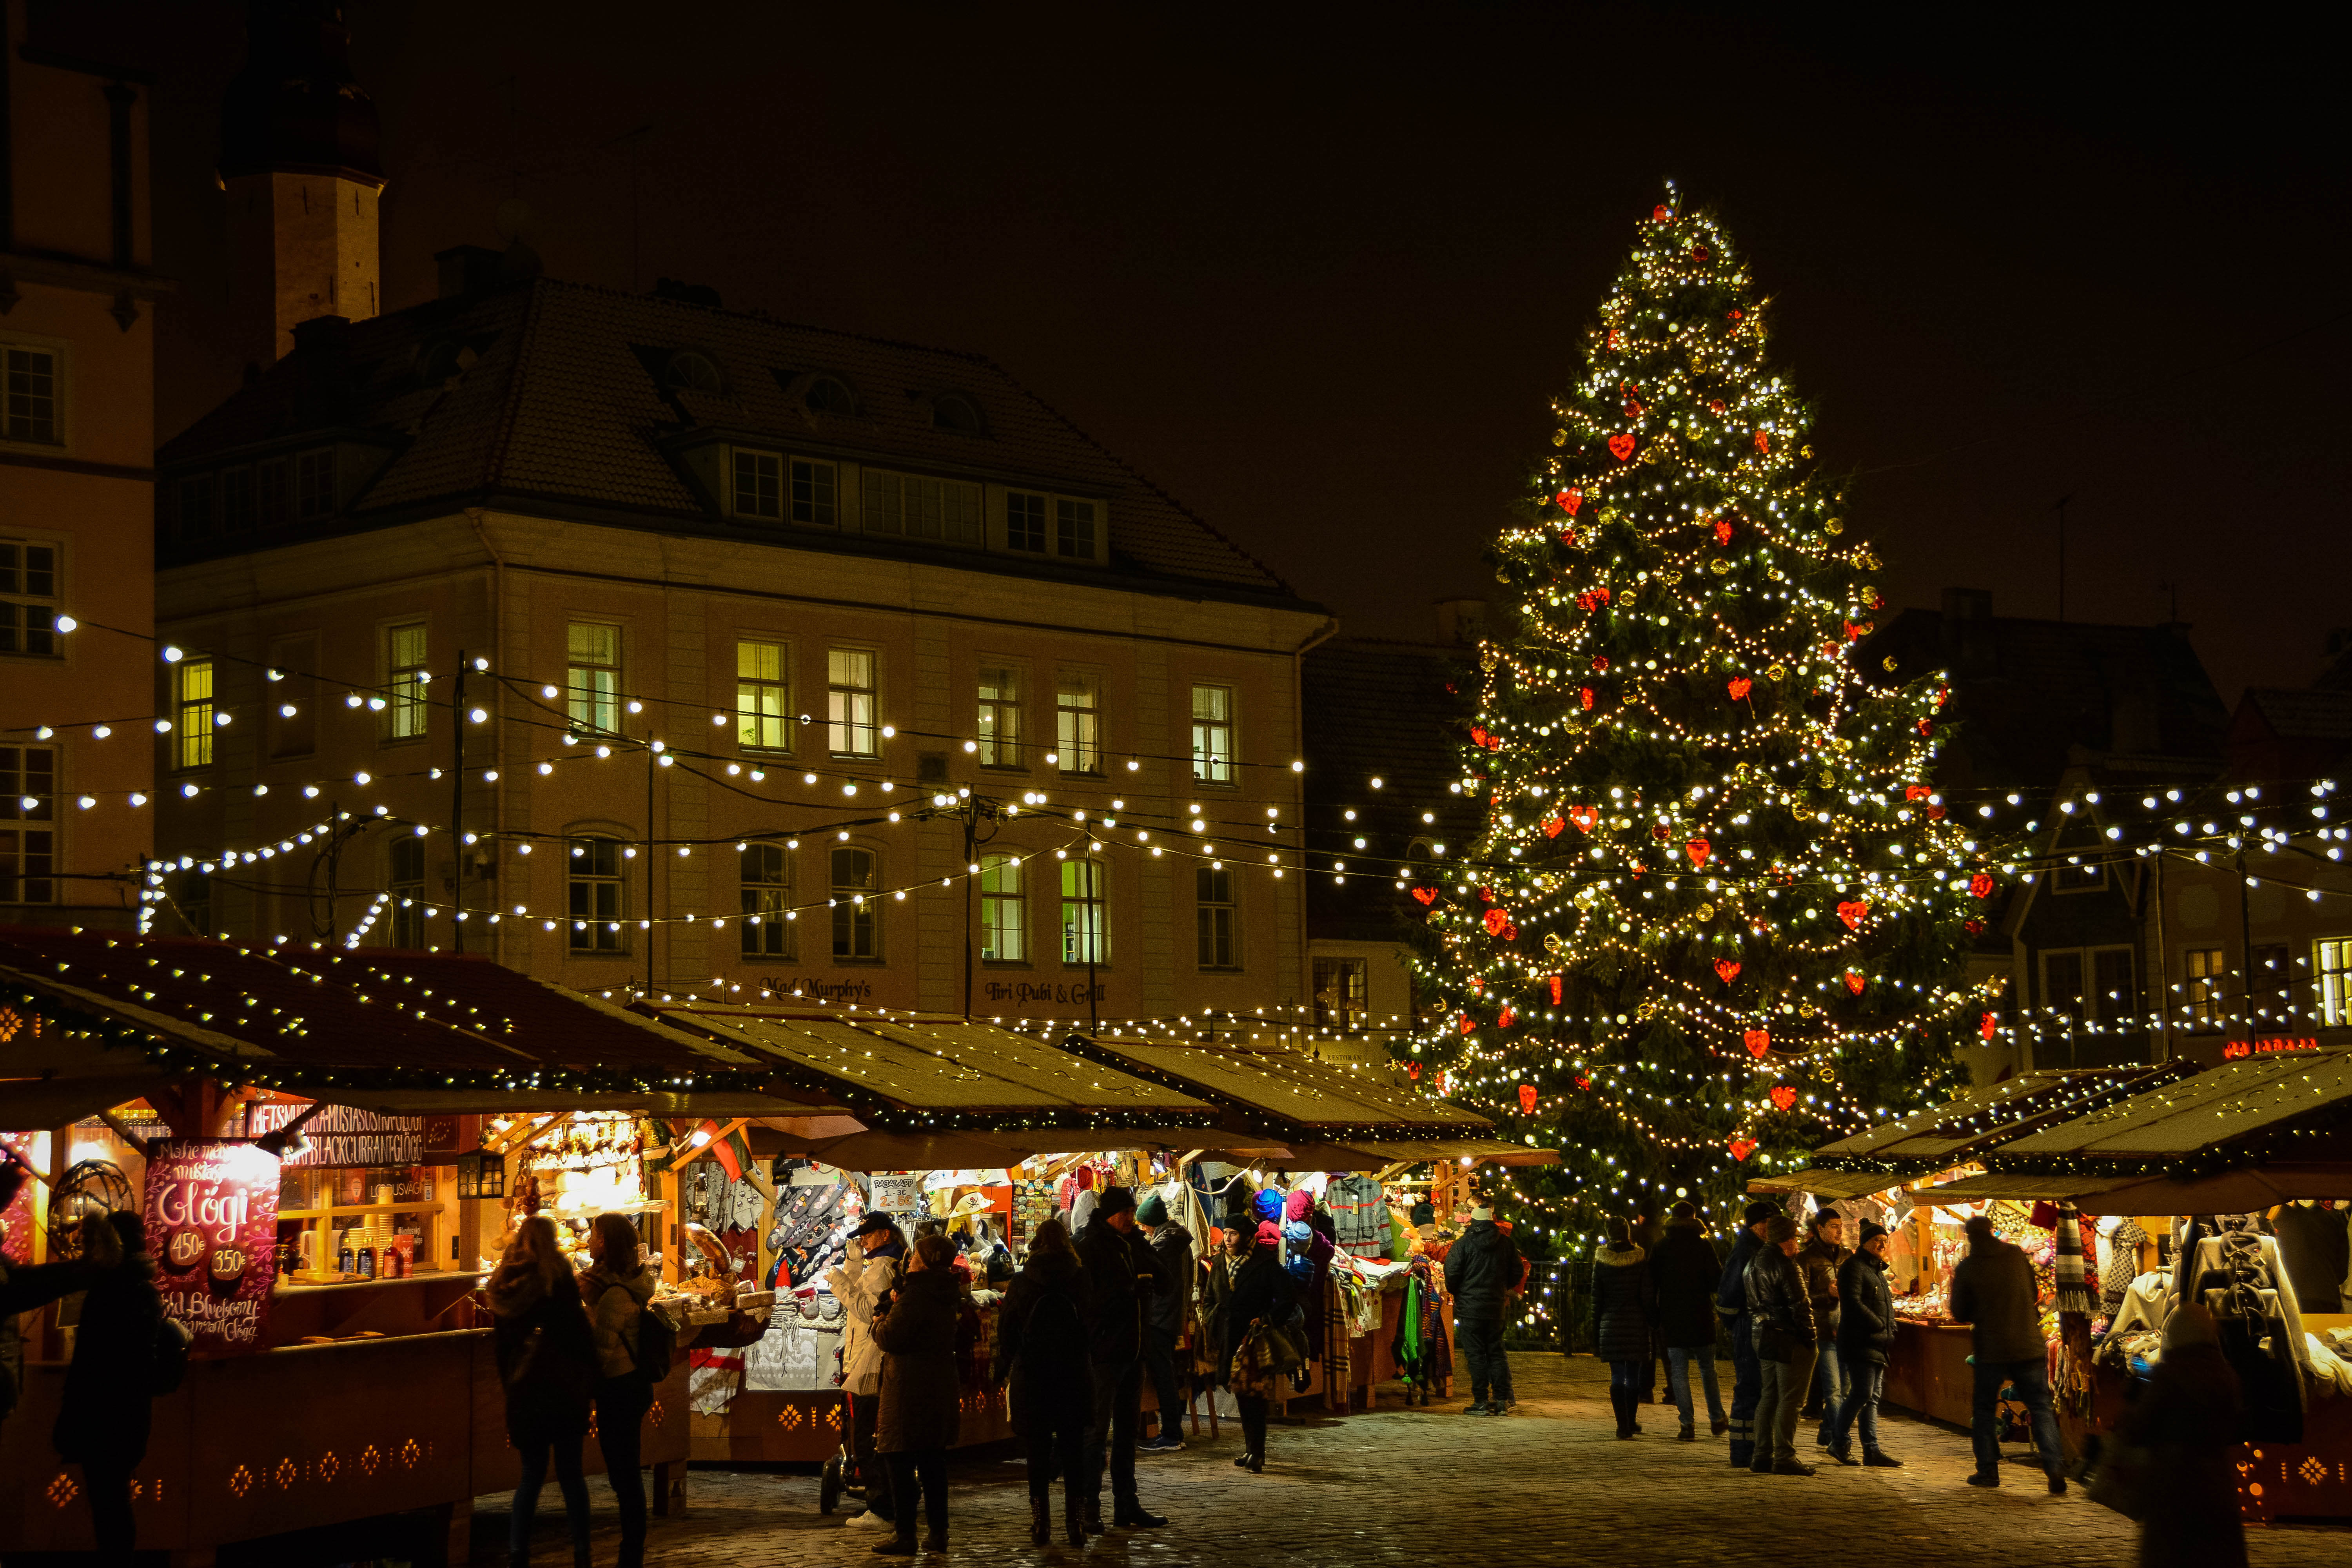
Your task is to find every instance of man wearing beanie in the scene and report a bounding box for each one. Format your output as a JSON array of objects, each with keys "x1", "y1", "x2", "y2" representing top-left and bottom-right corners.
[
  {"x1": 1441, "y1": 1202, "x2": 1521, "y2": 1416},
  {"x1": 1715, "y1": 1200, "x2": 1779, "y2": 1466},
  {"x1": 1074, "y1": 1185, "x2": 1167, "y2": 1530},
  {"x1": 1650, "y1": 1200, "x2": 1728, "y2": 1440},
  {"x1": 1824, "y1": 1219, "x2": 1901, "y2": 1466},
  {"x1": 1135, "y1": 1190, "x2": 1194, "y2": 1454},
  {"x1": 1744, "y1": 1214, "x2": 1818, "y2": 1475},
  {"x1": 1951, "y1": 1213, "x2": 2066, "y2": 1493}
]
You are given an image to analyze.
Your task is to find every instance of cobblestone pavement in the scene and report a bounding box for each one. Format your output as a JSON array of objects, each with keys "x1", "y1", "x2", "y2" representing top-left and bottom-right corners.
[{"x1": 478, "y1": 1354, "x2": 2347, "y2": 1567}]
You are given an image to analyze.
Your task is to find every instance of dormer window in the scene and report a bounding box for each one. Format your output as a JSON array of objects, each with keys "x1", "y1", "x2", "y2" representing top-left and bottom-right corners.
[
  {"x1": 807, "y1": 375, "x2": 857, "y2": 415},
  {"x1": 666, "y1": 351, "x2": 722, "y2": 392},
  {"x1": 931, "y1": 394, "x2": 984, "y2": 436}
]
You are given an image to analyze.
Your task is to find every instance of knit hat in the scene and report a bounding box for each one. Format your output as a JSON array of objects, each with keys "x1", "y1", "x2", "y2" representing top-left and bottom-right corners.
[
  {"x1": 1136, "y1": 1191, "x2": 1169, "y2": 1226},
  {"x1": 1470, "y1": 1204, "x2": 1495, "y2": 1221},
  {"x1": 1743, "y1": 1201, "x2": 1780, "y2": 1228},
  {"x1": 1764, "y1": 1215, "x2": 1799, "y2": 1245},
  {"x1": 1668, "y1": 1200, "x2": 1698, "y2": 1220},
  {"x1": 1858, "y1": 1219, "x2": 1888, "y2": 1247},
  {"x1": 1410, "y1": 1201, "x2": 1434, "y2": 1227},
  {"x1": 1284, "y1": 1187, "x2": 1314, "y2": 1221},
  {"x1": 1251, "y1": 1189, "x2": 1286, "y2": 1225},
  {"x1": 1096, "y1": 1185, "x2": 1136, "y2": 1217},
  {"x1": 1254, "y1": 1219, "x2": 1281, "y2": 1249},
  {"x1": 1605, "y1": 1217, "x2": 1632, "y2": 1246}
]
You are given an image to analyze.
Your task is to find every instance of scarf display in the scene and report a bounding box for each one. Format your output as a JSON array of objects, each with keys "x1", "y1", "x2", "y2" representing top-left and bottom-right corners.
[{"x1": 2054, "y1": 1203, "x2": 2096, "y2": 1316}]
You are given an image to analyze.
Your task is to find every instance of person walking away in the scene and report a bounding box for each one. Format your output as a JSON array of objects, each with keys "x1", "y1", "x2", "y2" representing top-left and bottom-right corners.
[
  {"x1": 582, "y1": 1212, "x2": 658, "y2": 1567},
  {"x1": 1076, "y1": 1185, "x2": 1167, "y2": 1531},
  {"x1": 1, "y1": 1153, "x2": 90, "y2": 1442},
  {"x1": 1136, "y1": 1191, "x2": 1193, "y2": 1451},
  {"x1": 828, "y1": 1214, "x2": 908, "y2": 1532},
  {"x1": 488, "y1": 1214, "x2": 597, "y2": 1567},
  {"x1": 1744, "y1": 1214, "x2": 1818, "y2": 1476},
  {"x1": 2115, "y1": 1304, "x2": 2245, "y2": 1568},
  {"x1": 1950, "y1": 1214, "x2": 2067, "y2": 1492},
  {"x1": 1716, "y1": 1201, "x2": 1777, "y2": 1466},
  {"x1": 1591, "y1": 1217, "x2": 1658, "y2": 1438},
  {"x1": 1825, "y1": 1220, "x2": 1902, "y2": 1467},
  {"x1": 1219, "y1": 1220, "x2": 1296, "y2": 1472},
  {"x1": 1650, "y1": 1200, "x2": 1728, "y2": 1439},
  {"x1": 994, "y1": 1218, "x2": 1093, "y2": 1546},
  {"x1": 1797, "y1": 1210, "x2": 1847, "y2": 1443},
  {"x1": 53, "y1": 1212, "x2": 162, "y2": 1560},
  {"x1": 1442, "y1": 1203, "x2": 1519, "y2": 1416},
  {"x1": 1492, "y1": 1217, "x2": 1533, "y2": 1409},
  {"x1": 869, "y1": 1234, "x2": 963, "y2": 1556}
]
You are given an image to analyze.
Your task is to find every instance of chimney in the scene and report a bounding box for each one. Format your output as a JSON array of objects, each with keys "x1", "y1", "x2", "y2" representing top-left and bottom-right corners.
[
  {"x1": 1939, "y1": 587, "x2": 1996, "y2": 677},
  {"x1": 436, "y1": 245, "x2": 504, "y2": 299},
  {"x1": 1434, "y1": 598, "x2": 1486, "y2": 646}
]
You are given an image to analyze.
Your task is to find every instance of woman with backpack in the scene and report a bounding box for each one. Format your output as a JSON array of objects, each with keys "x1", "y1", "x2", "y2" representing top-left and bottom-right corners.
[
  {"x1": 489, "y1": 1215, "x2": 598, "y2": 1568},
  {"x1": 994, "y1": 1217, "x2": 1093, "y2": 1546},
  {"x1": 583, "y1": 1213, "x2": 659, "y2": 1568},
  {"x1": 53, "y1": 1210, "x2": 164, "y2": 1558}
]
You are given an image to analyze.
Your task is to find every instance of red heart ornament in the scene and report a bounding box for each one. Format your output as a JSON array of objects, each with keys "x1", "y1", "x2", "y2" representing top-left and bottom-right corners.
[
  {"x1": 1843, "y1": 971, "x2": 1865, "y2": 995},
  {"x1": 1542, "y1": 816, "x2": 1564, "y2": 839},
  {"x1": 1556, "y1": 487, "x2": 1583, "y2": 515},
  {"x1": 1905, "y1": 785, "x2": 1931, "y2": 801},
  {"x1": 1568, "y1": 806, "x2": 1597, "y2": 833},
  {"x1": 1837, "y1": 900, "x2": 1869, "y2": 930},
  {"x1": 1713, "y1": 958, "x2": 1741, "y2": 985},
  {"x1": 1458, "y1": 1014, "x2": 1476, "y2": 1036},
  {"x1": 1574, "y1": 1073, "x2": 1591, "y2": 1091},
  {"x1": 1770, "y1": 1087, "x2": 1797, "y2": 1112},
  {"x1": 1743, "y1": 1029, "x2": 1770, "y2": 1058},
  {"x1": 1482, "y1": 908, "x2": 1510, "y2": 936},
  {"x1": 1685, "y1": 838, "x2": 1710, "y2": 867},
  {"x1": 1727, "y1": 677, "x2": 1752, "y2": 701},
  {"x1": 1969, "y1": 873, "x2": 1995, "y2": 898},
  {"x1": 1729, "y1": 1139, "x2": 1756, "y2": 1162},
  {"x1": 1593, "y1": 586, "x2": 1611, "y2": 605},
  {"x1": 1713, "y1": 517, "x2": 1733, "y2": 545},
  {"x1": 1608, "y1": 432, "x2": 1636, "y2": 461},
  {"x1": 1498, "y1": 1006, "x2": 1517, "y2": 1029},
  {"x1": 1980, "y1": 1011, "x2": 1999, "y2": 1041},
  {"x1": 1752, "y1": 430, "x2": 1770, "y2": 453},
  {"x1": 1578, "y1": 686, "x2": 1595, "y2": 711},
  {"x1": 1550, "y1": 975, "x2": 1563, "y2": 1005},
  {"x1": 1469, "y1": 725, "x2": 1489, "y2": 747},
  {"x1": 1406, "y1": 1062, "x2": 1422, "y2": 1080},
  {"x1": 1410, "y1": 887, "x2": 1438, "y2": 906},
  {"x1": 1517, "y1": 1083, "x2": 1537, "y2": 1114}
]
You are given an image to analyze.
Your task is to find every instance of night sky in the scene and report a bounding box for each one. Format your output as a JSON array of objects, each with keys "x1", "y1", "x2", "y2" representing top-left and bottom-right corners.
[{"x1": 58, "y1": 2, "x2": 2352, "y2": 704}]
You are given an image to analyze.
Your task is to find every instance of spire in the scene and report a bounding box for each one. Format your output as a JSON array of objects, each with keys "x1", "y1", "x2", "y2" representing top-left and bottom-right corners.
[{"x1": 219, "y1": 0, "x2": 383, "y2": 186}]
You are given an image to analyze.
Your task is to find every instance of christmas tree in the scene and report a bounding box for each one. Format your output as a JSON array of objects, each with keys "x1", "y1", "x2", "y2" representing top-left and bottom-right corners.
[{"x1": 1406, "y1": 185, "x2": 2002, "y2": 1253}]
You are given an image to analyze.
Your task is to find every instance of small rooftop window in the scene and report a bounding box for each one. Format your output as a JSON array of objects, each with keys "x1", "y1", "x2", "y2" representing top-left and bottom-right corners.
[
  {"x1": 931, "y1": 393, "x2": 984, "y2": 436},
  {"x1": 666, "y1": 351, "x2": 722, "y2": 392},
  {"x1": 806, "y1": 375, "x2": 857, "y2": 415}
]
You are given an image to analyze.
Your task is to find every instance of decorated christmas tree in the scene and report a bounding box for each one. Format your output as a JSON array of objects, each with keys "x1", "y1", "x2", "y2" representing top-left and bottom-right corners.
[{"x1": 1405, "y1": 185, "x2": 2003, "y2": 1253}]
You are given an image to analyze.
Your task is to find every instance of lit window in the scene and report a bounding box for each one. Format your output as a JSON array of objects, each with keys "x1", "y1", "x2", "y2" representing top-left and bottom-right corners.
[
  {"x1": 1007, "y1": 492, "x2": 1045, "y2": 553},
  {"x1": 388, "y1": 835, "x2": 426, "y2": 948},
  {"x1": 1056, "y1": 498, "x2": 1096, "y2": 559},
  {"x1": 733, "y1": 449, "x2": 782, "y2": 519},
  {"x1": 2318, "y1": 940, "x2": 2352, "y2": 1027},
  {"x1": 980, "y1": 853, "x2": 1026, "y2": 962},
  {"x1": 0, "y1": 746, "x2": 56, "y2": 904},
  {"x1": 177, "y1": 659, "x2": 215, "y2": 769},
  {"x1": 862, "y1": 469, "x2": 983, "y2": 546},
  {"x1": 827, "y1": 648, "x2": 877, "y2": 758},
  {"x1": 742, "y1": 842, "x2": 795, "y2": 958},
  {"x1": 1056, "y1": 671, "x2": 1100, "y2": 775},
  {"x1": 3, "y1": 347, "x2": 58, "y2": 444},
  {"x1": 294, "y1": 449, "x2": 336, "y2": 520},
  {"x1": 1313, "y1": 957, "x2": 1368, "y2": 1031},
  {"x1": 1191, "y1": 684, "x2": 1234, "y2": 784},
  {"x1": 568, "y1": 836, "x2": 627, "y2": 953},
  {"x1": 831, "y1": 846, "x2": 878, "y2": 960},
  {"x1": 1197, "y1": 865, "x2": 1236, "y2": 970},
  {"x1": 2185, "y1": 947, "x2": 2228, "y2": 1031},
  {"x1": 0, "y1": 542, "x2": 61, "y2": 659},
  {"x1": 791, "y1": 459, "x2": 837, "y2": 526},
  {"x1": 387, "y1": 622, "x2": 428, "y2": 740},
  {"x1": 736, "y1": 639, "x2": 793, "y2": 752},
  {"x1": 567, "y1": 623, "x2": 621, "y2": 734},
  {"x1": 1061, "y1": 860, "x2": 1106, "y2": 966},
  {"x1": 977, "y1": 664, "x2": 1022, "y2": 767}
]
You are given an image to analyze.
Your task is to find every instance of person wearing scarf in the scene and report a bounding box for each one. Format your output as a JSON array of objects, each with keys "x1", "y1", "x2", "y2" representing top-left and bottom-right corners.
[
  {"x1": 581, "y1": 1212, "x2": 659, "y2": 1568},
  {"x1": 488, "y1": 1215, "x2": 597, "y2": 1568},
  {"x1": 828, "y1": 1214, "x2": 908, "y2": 1533}
]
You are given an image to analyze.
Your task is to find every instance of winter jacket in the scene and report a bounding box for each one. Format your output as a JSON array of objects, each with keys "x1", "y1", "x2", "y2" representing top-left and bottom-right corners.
[
  {"x1": 824, "y1": 1243, "x2": 902, "y2": 1395},
  {"x1": 873, "y1": 1267, "x2": 964, "y2": 1454},
  {"x1": 1076, "y1": 1214, "x2": 1144, "y2": 1366},
  {"x1": 1590, "y1": 1243, "x2": 1657, "y2": 1362},
  {"x1": 1143, "y1": 1222, "x2": 1194, "y2": 1338},
  {"x1": 1743, "y1": 1244, "x2": 1815, "y2": 1362},
  {"x1": 993, "y1": 1250, "x2": 1093, "y2": 1435},
  {"x1": 2118, "y1": 1341, "x2": 2248, "y2": 1568},
  {"x1": 1949, "y1": 1235, "x2": 2043, "y2": 1363},
  {"x1": 487, "y1": 1263, "x2": 596, "y2": 1445},
  {"x1": 581, "y1": 1259, "x2": 656, "y2": 1381},
  {"x1": 1, "y1": 1255, "x2": 87, "y2": 1422},
  {"x1": 1215, "y1": 1247, "x2": 1294, "y2": 1388},
  {"x1": 1716, "y1": 1226, "x2": 1764, "y2": 1325},
  {"x1": 52, "y1": 1252, "x2": 162, "y2": 1470},
  {"x1": 1835, "y1": 1250, "x2": 1896, "y2": 1367},
  {"x1": 1648, "y1": 1218, "x2": 1723, "y2": 1350},
  {"x1": 1442, "y1": 1219, "x2": 1519, "y2": 1324},
  {"x1": 1796, "y1": 1238, "x2": 1845, "y2": 1343}
]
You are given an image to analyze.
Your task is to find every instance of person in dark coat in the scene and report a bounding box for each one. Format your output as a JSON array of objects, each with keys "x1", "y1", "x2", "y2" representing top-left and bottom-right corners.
[
  {"x1": 581, "y1": 1212, "x2": 658, "y2": 1568},
  {"x1": 871, "y1": 1234, "x2": 963, "y2": 1556},
  {"x1": 1216, "y1": 1220, "x2": 1294, "y2": 1472},
  {"x1": 2116, "y1": 1303, "x2": 2247, "y2": 1568},
  {"x1": 1715, "y1": 1200, "x2": 1777, "y2": 1467},
  {"x1": 1441, "y1": 1204, "x2": 1520, "y2": 1416},
  {"x1": 1744, "y1": 1214, "x2": 1818, "y2": 1476},
  {"x1": 1950, "y1": 1214, "x2": 2065, "y2": 1492},
  {"x1": 1796, "y1": 1210, "x2": 1848, "y2": 1440},
  {"x1": 993, "y1": 1218, "x2": 1093, "y2": 1547},
  {"x1": 1591, "y1": 1217, "x2": 1658, "y2": 1439},
  {"x1": 1649, "y1": 1200, "x2": 1727, "y2": 1439},
  {"x1": 488, "y1": 1214, "x2": 597, "y2": 1568},
  {"x1": 1074, "y1": 1185, "x2": 1167, "y2": 1531},
  {"x1": 1136, "y1": 1191, "x2": 1193, "y2": 1451},
  {"x1": 0, "y1": 1154, "x2": 89, "y2": 1437},
  {"x1": 53, "y1": 1211, "x2": 162, "y2": 1559},
  {"x1": 1825, "y1": 1219, "x2": 1901, "y2": 1466}
]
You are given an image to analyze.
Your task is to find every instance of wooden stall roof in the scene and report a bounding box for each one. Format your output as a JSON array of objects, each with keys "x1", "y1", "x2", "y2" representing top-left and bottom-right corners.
[
  {"x1": 1989, "y1": 1048, "x2": 2352, "y2": 1172},
  {"x1": 1333, "y1": 1137, "x2": 1559, "y2": 1168},
  {"x1": 0, "y1": 929, "x2": 828, "y2": 1125},
  {"x1": 1921, "y1": 1163, "x2": 2352, "y2": 1211},
  {"x1": 1058, "y1": 1034, "x2": 1492, "y2": 1141},
  {"x1": 637, "y1": 1003, "x2": 1218, "y2": 1133},
  {"x1": 1804, "y1": 1065, "x2": 2185, "y2": 1172},
  {"x1": 1748, "y1": 1166, "x2": 1923, "y2": 1199}
]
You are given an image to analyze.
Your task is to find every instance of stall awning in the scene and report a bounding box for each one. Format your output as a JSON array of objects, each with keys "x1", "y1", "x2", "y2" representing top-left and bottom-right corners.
[
  {"x1": 1991, "y1": 1049, "x2": 2352, "y2": 1167},
  {"x1": 1905, "y1": 1173, "x2": 2132, "y2": 1204},
  {"x1": 1334, "y1": 1138, "x2": 1560, "y2": 1169},
  {"x1": 0, "y1": 929, "x2": 826, "y2": 1126},
  {"x1": 1058, "y1": 1034, "x2": 1492, "y2": 1143},
  {"x1": 1803, "y1": 1066, "x2": 2184, "y2": 1174},
  {"x1": 1921, "y1": 1164, "x2": 2352, "y2": 1212},
  {"x1": 639, "y1": 1004, "x2": 1217, "y2": 1135},
  {"x1": 1748, "y1": 1167, "x2": 1920, "y2": 1199}
]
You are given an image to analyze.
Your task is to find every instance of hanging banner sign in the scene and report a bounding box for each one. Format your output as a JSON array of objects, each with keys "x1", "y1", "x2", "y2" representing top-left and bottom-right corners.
[
  {"x1": 143, "y1": 1138, "x2": 281, "y2": 1356},
  {"x1": 245, "y1": 1102, "x2": 426, "y2": 1169}
]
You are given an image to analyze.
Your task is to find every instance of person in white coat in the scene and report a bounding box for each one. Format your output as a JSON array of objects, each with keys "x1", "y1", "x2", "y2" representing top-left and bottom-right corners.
[{"x1": 827, "y1": 1213, "x2": 908, "y2": 1531}]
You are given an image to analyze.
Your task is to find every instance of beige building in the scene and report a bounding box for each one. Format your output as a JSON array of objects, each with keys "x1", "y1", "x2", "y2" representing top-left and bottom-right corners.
[
  {"x1": 154, "y1": 263, "x2": 1330, "y2": 1023},
  {"x1": 0, "y1": 2, "x2": 161, "y2": 930}
]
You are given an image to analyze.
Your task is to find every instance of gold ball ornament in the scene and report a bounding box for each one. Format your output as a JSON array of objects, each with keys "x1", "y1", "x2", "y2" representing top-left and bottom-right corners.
[
  {"x1": 1800, "y1": 445, "x2": 1814, "y2": 459},
  {"x1": 1824, "y1": 518, "x2": 1845, "y2": 536},
  {"x1": 1552, "y1": 429, "x2": 1568, "y2": 447},
  {"x1": 1818, "y1": 769, "x2": 1836, "y2": 787},
  {"x1": 1710, "y1": 558, "x2": 1731, "y2": 575},
  {"x1": 1695, "y1": 902, "x2": 1716, "y2": 921},
  {"x1": 1883, "y1": 656, "x2": 1899, "y2": 673}
]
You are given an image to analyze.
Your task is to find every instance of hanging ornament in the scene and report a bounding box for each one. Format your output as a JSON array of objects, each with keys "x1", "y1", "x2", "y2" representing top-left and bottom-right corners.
[
  {"x1": 1608, "y1": 433, "x2": 1636, "y2": 461},
  {"x1": 1410, "y1": 887, "x2": 1439, "y2": 906},
  {"x1": 1555, "y1": 487, "x2": 1583, "y2": 515},
  {"x1": 1836, "y1": 900, "x2": 1870, "y2": 930},
  {"x1": 1406, "y1": 1062, "x2": 1422, "y2": 1081},
  {"x1": 1770, "y1": 1086, "x2": 1797, "y2": 1111},
  {"x1": 1709, "y1": 398, "x2": 1726, "y2": 414},
  {"x1": 1652, "y1": 203, "x2": 1672, "y2": 222},
  {"x1": 1457, "y1": 1014, "x2": 1476, "y2": 1036},
  {"x1": 1980, "y1": 1012, "x2": 2000, "y2": 1040},
  {"x1": 1843, "y1": 971, "x2": 1865, "y2": 995},
  {"x1": 1695, "y1": 902, "x2": 1715, "y2": 920},
  {"x1": 1728, "y1": 1138, "x2": 1756, "y2": 1161},
  {"x1": 1727, "y1": 677, "x2": 1752, "y2": 701},
  {"x1": 1543, "y1": 931, "x2": 1568, "y2": 956},
  {"x1": 1498, "y1": 1005, "x2": 1517, "y2": 1029},
  {"x1": 1713, "y1": 517, "x2": 1734, "y2": 545},
  {"x1": 1685, "y1": 838, "x2": 1711, "y2": 867},
  {"x1": 1568, "y1": 806, "x2": 1598, "y2": 833},
  {"x1": 1743, "y1": 1029, "x2": 1771, "y2": 1058},
  {"x1": 1482, "y1": 908, "x2": 1512, "y2": 936},
  {"x1": 1713, "y1": 958, "x2": 1741, "y2": 985},
  {"x1": 1969, "y1": 873, "x2": 1995, "y2": 898},
  {"x1": 1574, "y1": 1074, "x2": 1591, "y2": 1091},
  {"x1": 1577, "y1": 686, "x2": 1595, "y2": 711},
  {"x1": 1542, "y1": 816, "x2": 1565, "y2": 839},
  {"x1": 1549, "y1": 975, "x2": 1563, "y2": 1004},
  {"x1": 1469, "y1": 725, "x2": 1490, "y2": 748},
  {"x1": 1516, "y1": 1083, "x2": 1538, "y2": 1114},
  {"x1": 1963, "y1": 918, "x2": 1985, "y2": 936}
]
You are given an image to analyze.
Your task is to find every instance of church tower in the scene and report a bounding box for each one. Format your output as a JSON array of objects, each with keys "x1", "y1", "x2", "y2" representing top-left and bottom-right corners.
[{"x1": 220, "y1": 0, "x2": 383, "y2": 370}]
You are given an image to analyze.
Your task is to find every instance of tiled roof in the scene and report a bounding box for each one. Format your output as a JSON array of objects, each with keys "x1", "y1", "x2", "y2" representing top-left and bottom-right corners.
[
  {"x1": 2239, "y1": 687, "x2": 2352, "y2": 741},
  {"x1": 160, "y1": 276, "x2": 1296, "y2": 601}
]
